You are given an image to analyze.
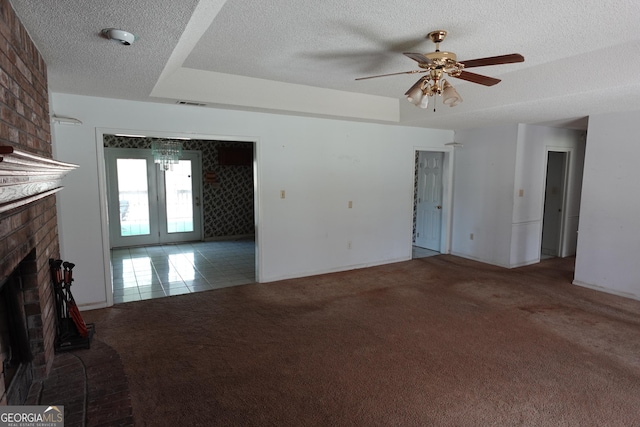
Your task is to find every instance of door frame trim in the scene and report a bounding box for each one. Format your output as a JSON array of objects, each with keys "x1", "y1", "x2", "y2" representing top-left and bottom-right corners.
[
  {"x1": 415, "y1": 151, "x2": 444, "y2": 251},
  {"x1": 539, "y1": 147, "x2": 571, "y2": 258},
  {"x1": 412, "y1": 146, "x2": 456, "y2": 256},
  {"x1": 95, "y1": 128, "x2": 259, "y2": 307}
]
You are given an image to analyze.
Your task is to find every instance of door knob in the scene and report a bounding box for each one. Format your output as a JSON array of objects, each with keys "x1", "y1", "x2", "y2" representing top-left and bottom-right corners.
[{"x1": 436, "y1": 205, "x2": 442, "y2": 209}]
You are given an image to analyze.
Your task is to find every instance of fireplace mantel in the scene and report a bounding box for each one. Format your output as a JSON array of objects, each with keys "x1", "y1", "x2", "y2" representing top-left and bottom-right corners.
[{"x1": 0, "y1": 145, "x2": 78, "y2": 213}]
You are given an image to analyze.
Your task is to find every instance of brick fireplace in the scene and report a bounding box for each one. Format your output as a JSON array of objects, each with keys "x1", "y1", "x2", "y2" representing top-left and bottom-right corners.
[{"x1": 0, "y1": 0, "x2": 73, "y2": 405}]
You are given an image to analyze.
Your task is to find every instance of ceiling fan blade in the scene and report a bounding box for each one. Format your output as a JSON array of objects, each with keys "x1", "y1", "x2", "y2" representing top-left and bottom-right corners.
[
  {"x1": 454, "y1": 70, "x2": 501, "y2": 86},
  {"x1": 404, "y1": 77, "x2": 425, "y2": 96},
  {"x1": 337, "y1": 23, "x2": 428, "y2": 52},
  {"x1": 355, "y1": 69, "x2": 426, "y2": 81},
  {"x1": 403, "y1": 52, "x2": 435, "y2": 65},
  {"x1": 459, "y1": 53, "x2": 524, "y2": 68},
  {"x1": 301, "y1": 51, "x2": 402, "y2": 74}
]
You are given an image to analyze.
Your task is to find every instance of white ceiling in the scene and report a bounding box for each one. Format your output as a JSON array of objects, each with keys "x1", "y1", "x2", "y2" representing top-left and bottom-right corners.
[{"x1": 9, "y1": 0, "x2": 640, "y2": 130}]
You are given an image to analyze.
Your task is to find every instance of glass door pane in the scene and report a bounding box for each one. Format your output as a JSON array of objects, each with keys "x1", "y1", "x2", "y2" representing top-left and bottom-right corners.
[
  {"x1": 164, "y1": 160, "x2": 194, "y2": 233},
  {"x1": 116, "y1": 158, "x2": 151, "y2": 236},
  {"x1": 157, "y1": 151, "x2": 202, "y2": 244},
  {"x1": 106, "y1": 148, "x2": 159, "y2": 248}
]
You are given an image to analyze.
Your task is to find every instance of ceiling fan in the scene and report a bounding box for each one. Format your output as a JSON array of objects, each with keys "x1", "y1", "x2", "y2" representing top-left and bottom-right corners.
[{"x1": 356, "y1": 30, "x2": 524, "y2": 109}]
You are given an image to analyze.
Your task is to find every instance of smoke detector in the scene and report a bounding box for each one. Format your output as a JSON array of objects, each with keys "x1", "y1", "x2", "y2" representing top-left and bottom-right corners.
[{"x1": 101, "y1": 28, "x2": 136, "y2": 45}]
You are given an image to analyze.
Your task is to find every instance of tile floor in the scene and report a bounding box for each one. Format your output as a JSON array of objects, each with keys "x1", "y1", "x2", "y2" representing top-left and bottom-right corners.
[
  {"x1": 412, "y1": 246, "x2": 441, "y2": 259},
  {"x1": 111, "y1": 239, "x2": 256, "y2": 304}
]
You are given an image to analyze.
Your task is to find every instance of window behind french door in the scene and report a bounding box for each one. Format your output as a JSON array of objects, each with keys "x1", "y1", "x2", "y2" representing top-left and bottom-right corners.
[{"x1": 105, "y1": 148, "x2": 202, "y2": 248}]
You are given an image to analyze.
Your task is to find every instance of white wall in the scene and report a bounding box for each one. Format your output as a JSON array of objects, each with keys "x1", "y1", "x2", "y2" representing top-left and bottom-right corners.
[
  {"x1": 51, "y1": 93, "x2": 453, "y2": 309},
  {"x1": 451, "y1": 124, "x2": 585, "y2": 268},
  {"x1": 451, "y1": 125, "x2": 519, "y2": 267},
  {"x1": 574, "y1": 110, "x2": 640, "y2": 300},
  {"x1": 511, "y1": 124, "x2": 585, "y2": 266}
]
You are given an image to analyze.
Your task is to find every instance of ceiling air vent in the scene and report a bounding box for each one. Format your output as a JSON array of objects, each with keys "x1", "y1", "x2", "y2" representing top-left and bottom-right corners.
[{"x1": 176, "y1": 101, "x2": 207, "y2": 107}]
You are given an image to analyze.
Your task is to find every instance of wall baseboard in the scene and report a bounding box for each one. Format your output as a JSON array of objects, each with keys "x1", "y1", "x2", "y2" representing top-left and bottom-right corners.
[
  {"x1": 204, "y1": 234, "x2": 255, "y2": 242},
  {"x1": 573, "y1": 280, "x2": 640, "y2": 302},
  {"x1": 79, "y1": 301, "x2": 108, "y2": 311},
  {"x1": 449, "y1": 251, "x2": 511, "y2": 269},
  {"x1": 261, "y1": 256, "x2": 411, "y2": 283}
]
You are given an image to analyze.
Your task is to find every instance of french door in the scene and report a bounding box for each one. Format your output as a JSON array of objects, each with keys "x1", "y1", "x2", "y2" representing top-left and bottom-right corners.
[{"x1": 105, "y1": 148, "x2": 202, "y2": 248}]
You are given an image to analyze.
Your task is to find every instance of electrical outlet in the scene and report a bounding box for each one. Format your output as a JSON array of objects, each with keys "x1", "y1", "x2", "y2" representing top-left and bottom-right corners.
[
  {"x1": 280, "y1": 190, "x2": 285, "y2": 199},
  {"x1": 347, "y1": 241, "x2": 352, "y2": 249},
  {"x1": 518, "y1": 189, "x2": 524, "y2": 197},
  {"x1": 470, "y1": 233, "x2": 474, "y2": 240},
  {"x1": 348, "y1": 201, "x2": 353, "y2": 209}
]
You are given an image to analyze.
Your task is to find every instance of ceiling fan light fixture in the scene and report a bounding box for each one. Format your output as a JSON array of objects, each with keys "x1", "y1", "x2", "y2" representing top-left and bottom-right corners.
[
  {"x1": 406, "y1": 89, "x2": 423, "y2": 105},
  {"x1": 442, "y1": 80, "x2": 463, "y2": 107},
  {"x1": 405, "y1": 79, "x2": 425, "y2": 104},
  {"x1": 419, "y1": 95, "x2": 430, "y2": 109},
  {"x1": 447, "y1": 97, "x2": 462, "y2": 107}
]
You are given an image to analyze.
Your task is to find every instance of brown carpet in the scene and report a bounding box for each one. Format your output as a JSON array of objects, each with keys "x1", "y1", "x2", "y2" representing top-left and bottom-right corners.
[{"x1": 83, "y1": 255, "x2": 640, "y2": 426}]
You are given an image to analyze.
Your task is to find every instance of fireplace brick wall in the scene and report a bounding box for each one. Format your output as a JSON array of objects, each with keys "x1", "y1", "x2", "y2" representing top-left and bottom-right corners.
[{"x1": 0, "y1": 0, "x2": 59, "y2": 403}]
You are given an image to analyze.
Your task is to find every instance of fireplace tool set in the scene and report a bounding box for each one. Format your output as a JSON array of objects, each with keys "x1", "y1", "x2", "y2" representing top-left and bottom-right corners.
[{"x1": 49, "y1": 259, "x2": 95, "y2": 352}]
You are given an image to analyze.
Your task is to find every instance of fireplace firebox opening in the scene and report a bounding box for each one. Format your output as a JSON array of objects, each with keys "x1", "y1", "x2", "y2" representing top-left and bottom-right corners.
[{"x1": 0, "y1": 250, "x2": 36, "y2": 405}]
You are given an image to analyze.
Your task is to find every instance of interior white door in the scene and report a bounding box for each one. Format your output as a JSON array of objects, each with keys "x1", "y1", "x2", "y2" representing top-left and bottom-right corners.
[
  {"x1": 415, "y1": 151, "x2": 443, "y2": 251},
  {"x1": 105, "y1": 148, "x2": 202, "y2": 248}
]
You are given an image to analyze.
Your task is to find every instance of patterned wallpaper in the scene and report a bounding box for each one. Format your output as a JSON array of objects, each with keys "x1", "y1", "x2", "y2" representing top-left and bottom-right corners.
[
  {"x1": 413, "y1": 151, "x2": 419, "y2": 243},
  {"x1": 104, "y1": 135, "x2": 254, "y2": 239}
]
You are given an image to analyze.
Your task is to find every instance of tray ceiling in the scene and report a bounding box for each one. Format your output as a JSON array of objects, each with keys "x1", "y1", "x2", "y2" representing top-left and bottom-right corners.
[{"x1": 9, "y1": 0, "x2": 640, "y2": 129}]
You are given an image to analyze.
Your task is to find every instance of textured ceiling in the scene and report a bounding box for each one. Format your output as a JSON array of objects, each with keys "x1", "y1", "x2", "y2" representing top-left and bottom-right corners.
[{"x1": 9, "y1": 0, "x2": 640, "y2": 130}]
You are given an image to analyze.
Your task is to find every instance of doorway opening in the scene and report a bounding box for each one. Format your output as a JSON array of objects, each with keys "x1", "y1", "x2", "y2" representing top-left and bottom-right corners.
[
  {"x1": 541, "y1": 151, "x2": 568, "y2": 259},
  {"x1": 101, "y1": 134, "x2": 257, "y2": 303},
  {"x1": 413, "y1": 150, "x2": 449, "y2": 259}
]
